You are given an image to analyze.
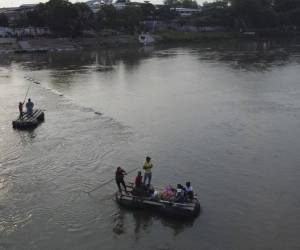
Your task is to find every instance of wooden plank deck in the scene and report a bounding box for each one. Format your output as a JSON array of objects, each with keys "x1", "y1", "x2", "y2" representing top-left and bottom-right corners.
[{"x1": 12, "y1": 109, "x2": 45, "y2": 129}]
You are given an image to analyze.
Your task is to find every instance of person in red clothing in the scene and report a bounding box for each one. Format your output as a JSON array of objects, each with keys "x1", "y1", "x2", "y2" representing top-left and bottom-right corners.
[{"x1": 135, "y1": 171, "x2": 142, "y2": 188}]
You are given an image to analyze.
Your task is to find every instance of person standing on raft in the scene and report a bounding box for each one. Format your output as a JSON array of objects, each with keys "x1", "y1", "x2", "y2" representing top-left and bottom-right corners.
[
  {"x1": 143, "y1": 156, "x2": 153, "y2": 186},
  {"x1": 18, "y1": 102, "x2": 24, "y2": 119},
  {"x1": 115, "y1": 167, "x2": 127, "y2": 193},
  {"x1": 26, "y1": 98, "x2": 34, "y2": 115}
]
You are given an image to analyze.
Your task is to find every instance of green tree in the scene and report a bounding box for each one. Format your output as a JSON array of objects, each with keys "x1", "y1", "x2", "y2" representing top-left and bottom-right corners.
[
  {"x1": 156, "y1": 5, "x2": 179, "y2": 20},
  {"x1": 0, "y1": 14, "x2": 9, "y2": 27},
  {"x1": 73, "y1": 2, "x2": 95, "y2": 35},
  {"x1": 97, "y1": 5, "x2": 117, "y2": 29},
  {"x1": 181, "y1": 0, "x2": 198, "y2": 8},
  {"x1": 118, "y1": 6, "x2": 143, "y2": 33},
  {"x1": 164, "y1": 0, "x2": 181, "y2": 7},
  {"x1": 44, "y1": 0, "x2": 79, "y2": 35},
  {"x1": 274, "y1": 0, "x2": 300, "y2": 12},
  {"x1": 230, "y1": 0, "x2": 277, "y2": 28},
  {"x1": 140, "y1": 2, "x2": 156, "y2": 19},
  {"x1": 27, "y1": 3, "x2": 47, "y2": 27},
  {"x1": 13, "y1": 14, "x2": 29, "y2": 28},
  {"x1": 290, "y1": 8, "x2": 300, "y2": 26}
]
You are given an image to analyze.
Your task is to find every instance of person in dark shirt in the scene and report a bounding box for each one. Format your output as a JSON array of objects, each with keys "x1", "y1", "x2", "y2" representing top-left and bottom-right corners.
[
  {"x1": 115, "y1": 167, "x2": 127, "y2": 193},
  {"x1": 175, "y1": 184, "x2": 185, "y2": 202},
  {"x1": 19, "y1": 102, "x2": 24, "y2": 119}
]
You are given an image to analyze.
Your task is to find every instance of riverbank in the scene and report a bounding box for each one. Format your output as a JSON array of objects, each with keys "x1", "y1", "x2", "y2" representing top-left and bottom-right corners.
[
  {"x1": 0, "y1": 35, "x2": 140, "y2": 54},
  {"x1": 154, "y1": 29, "x2": 300, "y2": 43},
  {"x1": 0, "y1": 31, "x2": 299, "y2": 54}
]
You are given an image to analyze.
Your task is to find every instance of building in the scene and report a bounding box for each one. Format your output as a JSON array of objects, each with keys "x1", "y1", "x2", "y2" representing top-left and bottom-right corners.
[
  {"x1": 0, "y1": 4, "x2": 37, "y2": 24},
  {"x1": 112, "y1": 0, "x2": 130, "y2": 10},
  {"x1": 170, "y1": 7, "x2": 201, "y2": 17},
  {"x1": 0, "y1": 26, "x2": 14, "y2": 37}
]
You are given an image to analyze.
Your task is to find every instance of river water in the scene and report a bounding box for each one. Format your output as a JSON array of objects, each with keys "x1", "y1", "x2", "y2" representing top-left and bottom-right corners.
[{"x1": 0, "y1": 40, "x2": 300, "y2": 249}]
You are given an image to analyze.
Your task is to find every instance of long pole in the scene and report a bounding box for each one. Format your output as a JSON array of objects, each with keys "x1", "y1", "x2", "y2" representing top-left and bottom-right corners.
[
  {"x1": 23, "y1": 75, "x2": 41, "y2": 103},
  {"x1": 23, "y1": 81, "x2": 32, "y2": 104},
  {"x1": 85, "y1": 166, "x2": 140, "y2": 194}
]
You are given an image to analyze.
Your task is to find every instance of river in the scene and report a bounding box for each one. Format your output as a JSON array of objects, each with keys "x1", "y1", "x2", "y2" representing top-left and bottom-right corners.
[{"x1": 0, "y1": 40, "x2": 300, "y2": 249}]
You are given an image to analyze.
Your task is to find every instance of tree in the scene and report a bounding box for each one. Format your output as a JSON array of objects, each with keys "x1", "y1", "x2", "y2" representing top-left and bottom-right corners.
[
  {"x1": 274, "y1": 0, "x2": 300, "y2": 12},
  {"x1": 44, "y1": 0, "x2": 79, "y2": 35},
  {"x1": 140, "y1": 2, "x2": 156, "y2": 19},
  {"x1": 73, "y1": 2, "x2": 95, "y2": 34},
  {"x1": 97, "y1": 5, "x2": 117, "y2": 29},
  {"x1": 27, "y1": 3, "x2": 47, "y2": 27},
  {"x1": 164, "y1": 0, "x2": 180, "y2": 7},
  {"x1": 118, "y1": 6, "x2": 143, "y2": 33},
  {"x1": 290, "y1": 8, "x2": 300, "y2": 26},
  {"x1": 230, "y1": 0, "x2": 277, "y2": 28},
  {"x1": 13, "y1": 14, "x2": 29, "y2": 28},
  {"x1": 156, "y1": 5, "x2": 179, "y2": 20},
  {"x1": 0, "y1": 14, "x2": 9, "y2": 27},
  {"x1": 181, "y1": 0, "x2": 198, "y2": 8}
]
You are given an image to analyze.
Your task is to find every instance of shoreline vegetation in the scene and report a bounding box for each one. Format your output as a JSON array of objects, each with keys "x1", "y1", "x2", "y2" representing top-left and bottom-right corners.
[
  {"x1": 1, "y1": 0, "x2": 300, "y2": 52},
  {"x1": 0, "y1": 31, "x2": 299, "y2": 54}
]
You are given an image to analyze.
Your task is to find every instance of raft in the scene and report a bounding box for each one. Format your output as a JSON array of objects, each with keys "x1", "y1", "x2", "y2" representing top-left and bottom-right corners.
[
  {"x1": 116, "y1": 184, "x2": 201, "y2": 218},
  {"x1": 12, "y1": 109, "x2": 44, "y2": 129}
]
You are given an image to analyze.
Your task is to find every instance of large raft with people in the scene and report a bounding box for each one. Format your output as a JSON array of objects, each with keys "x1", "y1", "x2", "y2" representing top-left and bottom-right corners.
[
  {"x1": 12, "y1": 109, "x2": 45, "y2": 129},
  {"x1": 116, "y1": 183, "x2": 201, "y2": 218}
]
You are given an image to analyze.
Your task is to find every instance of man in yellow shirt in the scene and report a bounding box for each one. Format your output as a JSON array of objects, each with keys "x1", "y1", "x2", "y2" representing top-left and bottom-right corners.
[{"x1": 143, "y1": 156, "x2": 153, "y2": 186}]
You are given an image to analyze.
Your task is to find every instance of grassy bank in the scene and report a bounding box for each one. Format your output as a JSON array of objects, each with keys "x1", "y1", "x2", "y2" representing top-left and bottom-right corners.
[
  {"x1": 154, "y1": 29, "x2": 300, "y2": 43},
  {"x1": 154, "y1": 30, "x2": 240, "y2": 43},
  {"x1": 76, "y1": 35, "x2": 139, "y2": 49}
]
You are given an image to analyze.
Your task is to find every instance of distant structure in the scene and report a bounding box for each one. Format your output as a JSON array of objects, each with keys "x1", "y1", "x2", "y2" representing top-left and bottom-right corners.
[
  {"x1": 170, "y1": 7, "x2": 202, "y2": 17},
  {"x1": 113, "y1": 0, "x2": 130, "y2": 10},
  {"x1": 86, "y1": 0, "x2": 105, "y2": 13},
  {"x1": 85, "y1": 0, "x2": 130, "y2": 11},
  {"x1": 0, "y1": 26, "x2": 13, "y2": 37},
  {"x1": 0, "y1": 4, "x2": 37, "y2": 23}
]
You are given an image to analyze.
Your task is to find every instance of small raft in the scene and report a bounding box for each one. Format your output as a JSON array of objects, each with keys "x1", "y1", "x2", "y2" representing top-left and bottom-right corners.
[
  {"x1": 116, "y1": 184, "x2": 201, "y2": 218},
  {"x1": 12, "y1": 109, "x2": 44, "y2": 129}
]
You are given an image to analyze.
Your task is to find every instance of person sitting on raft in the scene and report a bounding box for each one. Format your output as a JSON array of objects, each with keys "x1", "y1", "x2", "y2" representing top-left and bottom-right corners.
[
  {"x1": 185, "y1": 181, "x2": 194, "y2": 200},
  {"x1": 135, "y1": 171, "x2": 143, "y2": 188},
  {"x1": 26, "y1": 98, "x2": 34, "y2": 115},
  {"x1": 19, "y1": 102, "x2": 24, "y2": 119},
  {"x1": 132, "y1": 171, "x2": 148, "y2": 196},
  {"x1": 115, "y1": 167, "x2": 127, "y2": 193},
  {"x1": 175, "y1": 184, "x2": 185, "y2": 202}
]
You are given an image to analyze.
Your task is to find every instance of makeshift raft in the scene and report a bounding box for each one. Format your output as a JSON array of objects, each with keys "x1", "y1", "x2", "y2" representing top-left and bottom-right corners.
[
  {"x1": 116, "y1": 184, "x2": 201, "y2": 218},
  {"x1": 12, "y1": 109, "x2": 44, "y2": 129}
]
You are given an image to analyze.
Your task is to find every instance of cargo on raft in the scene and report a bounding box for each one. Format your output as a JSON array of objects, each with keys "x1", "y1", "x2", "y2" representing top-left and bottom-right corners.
[
  {"x1": 116, "y1": 183, "x2": 201, "y2": 218},
  {"x1": 12, "y1": 109, "x2": 44, "y2": 129}
]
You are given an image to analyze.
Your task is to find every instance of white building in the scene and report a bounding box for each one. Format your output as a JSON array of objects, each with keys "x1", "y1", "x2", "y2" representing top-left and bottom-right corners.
[
  {"x1": 171, "y1": 7, "x2": 201, "y2": 17},
  {"x1": 0, "y1": 27, "x2": 14, "y2": 37},
  {"x1": 112, "y1": 0, "x2": 130, "y2": 10}
]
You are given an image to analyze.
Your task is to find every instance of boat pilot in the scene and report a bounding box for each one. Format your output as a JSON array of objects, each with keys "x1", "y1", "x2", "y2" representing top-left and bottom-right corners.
[
  {"x1": 26, "y1": 98, "x2": 34, "y2": 115},
  {"x1": 143, "y1": 156, "x2": 153, "y2": 186},
  {"x1": 115, "y1": 167, "x2": 127, "y2": 193},
  {"x1": 19, "y1": 102, "x2": 24, "y2": 119}
]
